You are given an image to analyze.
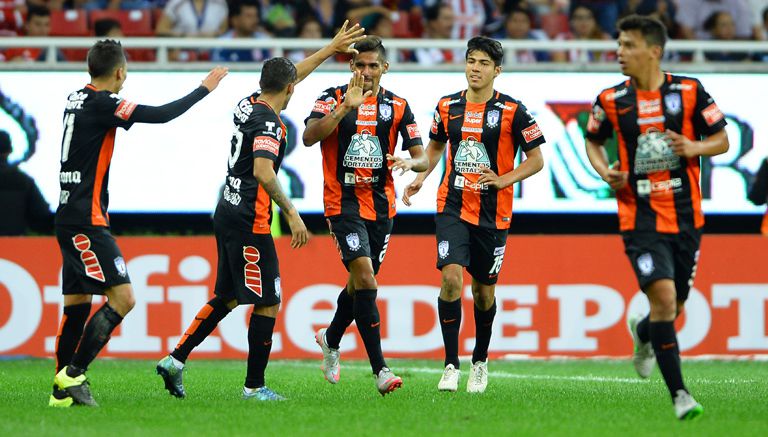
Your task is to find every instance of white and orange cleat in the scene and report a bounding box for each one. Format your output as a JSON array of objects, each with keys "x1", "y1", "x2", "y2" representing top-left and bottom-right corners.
[
  {"x1": 315, "y1": 328, "x2": 340, "y2": 384},
  {"x1": 375, "y1": 367, "x2": 403, "y2": 396}
]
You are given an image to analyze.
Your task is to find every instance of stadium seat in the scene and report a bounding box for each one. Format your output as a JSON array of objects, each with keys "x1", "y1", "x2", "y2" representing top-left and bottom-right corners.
[
  {"x1": 0, "y1": 7, "x2": 24, "y2": 36},
  {"x1": 50, "y1": 10, "x2": 89, "y2": 36},
  {"x1": 539, "y1": 12, "x2": 569, "y2": 39},
  {"x1": 391, "y1": 11, "x2": 411, "y2": 38},
  {"x1": 89, "y1": 9, "x2": 153, "y2": 36}
]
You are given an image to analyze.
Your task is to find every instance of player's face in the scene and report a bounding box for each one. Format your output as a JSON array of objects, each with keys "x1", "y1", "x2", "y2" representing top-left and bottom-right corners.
[
  {"x1": 350, "y1": 51, "x2": 388, "y2": 94},
  {"x1": 617, "y1": 30, "x2": 660, "y2": 77},
  {"x1": 464, "y1": 50, "x2": 500, "y2": 91}
]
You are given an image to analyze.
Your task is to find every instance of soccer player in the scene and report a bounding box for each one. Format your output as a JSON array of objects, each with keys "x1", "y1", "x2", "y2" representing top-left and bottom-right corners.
[
  {"x1": 50, "y1": 40, "x2": 227, "y2": 407},
  {"x1": 584, "y1": 15, "x2": 729, "y2": 420},
  {"x1": 155, "y1": 22, "x2": 365, "y2": 401},
  {"x1": 302, "y1": 36, "x2": 428, "y2": 396},
  {"x1": 402, "y1": 36, "x2": 545, "y2": 393}
]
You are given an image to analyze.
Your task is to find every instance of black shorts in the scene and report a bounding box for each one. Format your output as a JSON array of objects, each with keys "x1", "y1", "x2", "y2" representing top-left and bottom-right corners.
[
  {"x1": 435, "y1": 214, "x2": 509, "y2": 285},
  {"x1": 326, "y1": 215, "x2": 393, "y2": 275},
  {"x1": 622, "y1": 228, "x2": 702, "y2": 301},
  {"x1": 213, "y1": 222, "x2": 281, "y2": 306},
  {"x1": 56, "y1": 225, "x2": 131, "y2": 295}
]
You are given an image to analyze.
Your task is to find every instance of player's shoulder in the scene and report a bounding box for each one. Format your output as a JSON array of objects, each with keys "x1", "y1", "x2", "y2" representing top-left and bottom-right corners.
[
  {"x1": 316, "y1": 85, "x2": 345, "y2": 100},
  {"x1": 595, "y1": 80, "x2": 631, "y2": 103},
  {"x1": 492, "y1": 91, "x2": 527, "y2": 111},
  {"x1": 666, "y1": 73, "x2": 703, "y2": 90},
  {"x1": 435, "y1": 90, "x2": 464, "y2": 108},
  {"x1": 381, "y1": 88, "x2": 409, "y2": 107}
]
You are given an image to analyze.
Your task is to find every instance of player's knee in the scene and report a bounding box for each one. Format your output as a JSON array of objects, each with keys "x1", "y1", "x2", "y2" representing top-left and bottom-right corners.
[
  {"x1": 649, "y1": 295, "x2": 676, "y2": 319},
  {"x1": 441, "y1": 272, "x2": 462, "y2": 299},
  {"x1": 352, "y1": 271, "x2": 377, "y2": 291},
  {"x1": 473, "y1": 291, "x2": 494, "y2": 311}
]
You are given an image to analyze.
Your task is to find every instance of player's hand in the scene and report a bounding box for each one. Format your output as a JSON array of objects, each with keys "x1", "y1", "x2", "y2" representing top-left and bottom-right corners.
[
  {"x1": 286, "y1": 212, "x2": 309, "y2": 249},
  {"x1": 402, "y1": 177, "x2": 424, "y2": 206},
  {"x1": 602, "y1": 160, "x2": 628, "y2": 190},
  {"x1": 666, "y1": 129, "x2": 700, "y2": 158},
  {"x1": 478, "y1": 165, "x2": 506, "y2": 189},
  {"x1": 387, "y1": 154, "x2": 413, "y2": 176},
  {"x1": 329, "y1": 20, "x2": 366, "y2": 55},
  {"x1": 342, "y1": 71, "x2": 372, "y2": 110},
  {"x1": 201, "y1": 66, "x2": 229, "y2": 92}
]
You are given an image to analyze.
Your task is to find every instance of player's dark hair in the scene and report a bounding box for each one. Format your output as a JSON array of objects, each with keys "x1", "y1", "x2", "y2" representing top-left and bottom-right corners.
[
  {"x1": 617, "y1": 14, "x2": 667, "y2": 51},
  {"x1": 259, "y1": 57, "x2": 297, "y2": 93},
  {"x1": 353, "y1": 36, "x2": 387, "y2": 61},
  {"x1": 94, "y1": 18, "x2": 122, "y2": 37},
  {"x1": 466, "y1": 36, "x2": 503, "y2": 66},
  {"x1": 87, "y1": 39, "x2": 126, "y2": 79},
  {"x1": 27, "y1": 4, "x2": 50, "y2": 20},
  {"x1": 0, "y1": 130, "x2": 11, "y2": 156},
  {"x1": 229, "y1": 0, "x2": 260, "y2": 19}
]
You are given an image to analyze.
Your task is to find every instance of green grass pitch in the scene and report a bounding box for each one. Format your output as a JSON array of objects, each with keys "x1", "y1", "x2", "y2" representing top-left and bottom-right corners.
[{"x1": 1, "y1": 359, "x2": 766, "y2": 436}]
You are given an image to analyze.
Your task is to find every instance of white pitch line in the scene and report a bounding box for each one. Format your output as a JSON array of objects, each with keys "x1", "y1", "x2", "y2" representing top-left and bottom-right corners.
[{"x1": 274, "y1": 361, "x2": 761, "y2": 385}]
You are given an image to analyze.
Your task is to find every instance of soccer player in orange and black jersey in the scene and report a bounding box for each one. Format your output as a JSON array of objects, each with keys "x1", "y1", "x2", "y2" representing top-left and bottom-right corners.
[
  {"x1": 585, "y1": 16, "x2": 729, "y2": 420},
  {"x1": 51, "y1": 39, "x2": 227, "y2": 408},
  {"x1": 155, "y1": 22, "x2": 366, "y2": 401},
  {"x1": 403, "y1": 37, "x2": 545, "y2": 394},
  {"x1": 303, "y1": 36, "x2": 427, "y2": 396}
]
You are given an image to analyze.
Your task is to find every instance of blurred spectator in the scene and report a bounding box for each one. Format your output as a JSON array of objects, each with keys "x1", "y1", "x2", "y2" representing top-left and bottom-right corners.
[
  {"x1": 0, "y1": 130, "x2": 51, "y2": 236},
  {"x1": 413, "y1": 1, "x2": 463, "y2": 65},
  {"x1": 676, "y1": 0, "x2": 752, "y2": 40},
  {"x1": 300, "y1": 0, "x2": 337, "y2": 36},
  {"x1": 94, "y1": 17, "x2": 123, "y2": 37},
  {"x1": 211, "y1": 0, "x2": 270, "y2": 62},
  {"x1": 498, "y1": 7, "x2": 550, "y2": 63},
  {"x1": 703, "y1": 11, "x2": 750, "y2": 61},
  {"x1": 25, "y1": 0, "x2": 64, "y2": 10},
  {"x1": 552, "y1": 5, "x2": 614, "y2": 62},
  {"x1": 259, "y1": 0, "x2": 298, "y2": 37},
  {"x1": 749, "y1": 0, "x2": 768, "y2": 39},
  {"x1": 570, "y1": 1, "x2": 622, "y2": 35},
  {"x1": 747, "y1": 158, "x2": 768, "y2": 236},
  {"x1": 361, "y1": 11, "x2": 393, "y2": 38},
  {"x1": 3, "y1": 5, "x2": 67, "y2": 62},
  {"x1": 625, "y1": 0, "x2": 678, "y2": 38},
  {"x1": 445, "y1": 0, "x2": 494, "y2": 39},
  {"x1": 156, "y1": 0, "x2": 228, "y2": 37},
  {"x1": 287, "y1": 15, "x2": 324, "y2": 62},
  {"x1": 763, "y1": 6, "x2": 768, "y2": 40}
]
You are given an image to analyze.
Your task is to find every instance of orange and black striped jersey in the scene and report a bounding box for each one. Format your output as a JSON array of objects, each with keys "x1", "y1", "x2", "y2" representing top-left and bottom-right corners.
[
  {"x1": 305, "y1": 85, "x2": 423, "y2": 221},
  {"x1": 430, "y1": 90, "x2": 545, "y2": 230},
  {"x1": 586, "y1": 73, "x2": 728, "y2": 233},
  {"x1": 215, "y1": 94, "x2": 286, "y2": 234}
]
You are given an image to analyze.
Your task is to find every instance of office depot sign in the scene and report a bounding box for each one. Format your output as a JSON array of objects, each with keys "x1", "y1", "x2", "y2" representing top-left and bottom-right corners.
[{"x1": 1, "y1": 236, "x2": 766, "y2": 359}]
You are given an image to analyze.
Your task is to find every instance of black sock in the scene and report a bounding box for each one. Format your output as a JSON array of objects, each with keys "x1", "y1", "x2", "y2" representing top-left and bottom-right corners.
[
  {"x1": 325, "y1": 288, "x2": 354, "y2": 349},
  {"x1": 55, "y1": 303, "x2": 91, "y2": 373},
  {"x1": 637, "y1": 315, "x2": 650, "y2": 343},
  {"x1": 472, "y1": 300, "x2": 497, "y2": 364},
  {"x1": 245, "y1": 313, "x2": 276, "y2": 389},
  {"x1": 438, "y1": 298, "x2": 462, "y2": 368},
  {"x1": 69, "y1": 303, "x2": 123, "y2": 373},
  {"x1": 172, "y1": 297, "x2": 232, "y2": 363},
  {"x1": 354, "y1": 289, "x2": 386, "y2": 374},
  {"x1": 650, "y1": 321, "x2": 687, "y2": 400}
]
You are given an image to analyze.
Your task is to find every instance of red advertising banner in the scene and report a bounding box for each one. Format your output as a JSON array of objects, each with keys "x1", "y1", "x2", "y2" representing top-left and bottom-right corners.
[{"x1": 1, "y1": 236, "x2": 767, "y2": 359}]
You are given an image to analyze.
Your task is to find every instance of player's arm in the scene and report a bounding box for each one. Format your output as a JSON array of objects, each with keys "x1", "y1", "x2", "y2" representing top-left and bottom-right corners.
[
  {"x1": 402, "y1": 139, "x2": 446, "y2": 206},
  {"x1": 478, "y1": 146, "x2": 544, "y2": 189},
  {"x1": 253, "y1": 158, "x2": 308, "y2": 249},
  {"x1": 303, "y1": 71, "x2": 370, "y2": 146},
  {"x1": 294, "y1": 20, "x2": 365, "y2": 85},
  {"x1": 586, "y1": 138, "x2": 628, "y2": 190},
  {"x1": 128, "y1": 67, "x2": 228, "y2": 124}
]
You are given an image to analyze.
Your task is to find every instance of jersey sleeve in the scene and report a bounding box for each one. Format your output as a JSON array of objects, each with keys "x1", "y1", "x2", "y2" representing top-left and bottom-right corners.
[
  {"x1": 428, "y1": 102, "x2": 448, "y2": 143},
  {"x1": 692, "y1": 80, "x2": 727, "y2": 137},
  {"x1": 94, "y1": 93, "x2": 136, "y2": 130},
  {"x1": 585, "y1": 95, "x2": 614, "y2": 144},
  {"x1": 248, "y1": 109, "x2": 282, "y2": 162},
  {"x1": 512, "y1": 102, "x2": 545, "y2": 152},
  {"x1": 398, "y1": 101, "x2": 423, "y2": 151},
  {"x1": 304, "y1": 87, "x2": 339, "y2": 125}
]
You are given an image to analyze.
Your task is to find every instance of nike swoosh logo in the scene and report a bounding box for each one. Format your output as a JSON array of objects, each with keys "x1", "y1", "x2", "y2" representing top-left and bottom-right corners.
[
  {"x1": 661, "y1": 342, "x2": 676, "y2": 350},
  {"x1": 449, "y1": 114, "x2": 462, "y2": 120},
  {"x1": 263, "y1": 341, "x2": 272, "y2": 346},
  {"x1": 370, "y1": 322, "x2": 381, "y2": 328},
  {"x1": 442, "y1": 318, "x2": 457, "y2": 324},
  {"x1": 618, "y1": 106, "x2": 633, "y2": 115}
]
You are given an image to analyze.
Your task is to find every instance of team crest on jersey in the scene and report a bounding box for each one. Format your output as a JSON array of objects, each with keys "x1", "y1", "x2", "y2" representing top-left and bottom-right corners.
[
  {"x1": 438, "y1": 240, "x2": 449, "y2": 259},
  {"x1": 114, "y1": 256, "x2": 127, "y2": 277},
  {"x1": 346, "y1": 233, "x2": 361, "y2": 251},
  {"x1": 664, "y1": 94, "x2": 681, "y2": 115},
  {"x1": 343, "y1": 131, "x2": 383, "y2": 169},
  {"x1": 486, "y1": 110, "x2": 500, "y2": 128},
  {"x1": 379, "y1": 104, "x2": 392, "y2": 121},
  {"x1": 637, "y1": 253, "x2": 655, "y2": 276},
  {"x1": 635, "y1": 129, "x2": 680, "y2": 174},
  {"x1": 454, "y1": 137, "x2": 490, "y2": 174}
]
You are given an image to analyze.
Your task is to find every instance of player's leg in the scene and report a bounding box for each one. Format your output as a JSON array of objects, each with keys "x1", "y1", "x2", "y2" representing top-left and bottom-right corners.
[
  {"x1": 243, "y1": 303, "x2": 286, "y2": 401},
  {"x1": 50, "y1": 292, "x2": 92, "y2": 407}
]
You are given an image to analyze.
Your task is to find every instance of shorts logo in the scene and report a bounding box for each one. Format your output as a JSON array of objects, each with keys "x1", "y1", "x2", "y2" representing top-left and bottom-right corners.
[
  {"x1": 438, "y1": 240, "x2": 449, "y2": 259},
  {"x1": 114, "y1": 99, "x2": 137, "y2": 121},
  {"x1": 346, "y1": 233, "x2": 361, "y2": 251},
  {"x1": 72, "y1": 234, "x2": 105, "y2": 282},
  {"x1": 343, "y1": 131, "x2": 383, "y2": 169},
  {"x1": 242, "y1": 246, "x2": 263, "y2": 297},
  {"x1": 274, "y1": 277, "x2": 281, "y2": 299},
  {"x1": 114, "y1": 256, "x2": 127, "y2": 277},
  {"x1": 637, "y1": 253, "x2": 655, "y2": 276},
  {"x1": 493, "y1": 246, "x2": 505, "y2": 256}
]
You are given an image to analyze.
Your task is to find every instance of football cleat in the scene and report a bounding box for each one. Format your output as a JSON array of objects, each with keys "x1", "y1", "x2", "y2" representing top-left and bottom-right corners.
[
  {"x1": 674, "y1": 390, "x2": 704, "y2": 420},
  {"x1": 315, "y1": 328, "x2": 341, "y2": 384},
  {"x1": 375, "y1": 367, "x2": 403, "y2": 396},
  {"x1": 437, "y1": 364, "x2": 460, "y2": 392},
  {"x1": 48, "y1": 385, "x2": 73, "y2": 408},
  {"x1": 627, "y1": 314, "x2": 655, "y2": 379},
  {"x1": 54, "y1": 367, "x2": 98, "y2": 407},
  {"x1": 467, "y1": 360, "x2": 488, "y2": 393},
  {"x1": 242, "y1": 386, "x2": 286, "y2": 401},
  {"x1": 156, "y1": 355, "x2": 186, "y2": 398}
]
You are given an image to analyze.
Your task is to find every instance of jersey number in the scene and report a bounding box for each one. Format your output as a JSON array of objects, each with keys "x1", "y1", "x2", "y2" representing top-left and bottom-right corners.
[
  {"x1": 229, "y1": 127, "x2": 244, "y2": 169},
  {"x1": 61, "y1": 113, "x2": 75, "y2": 163}
]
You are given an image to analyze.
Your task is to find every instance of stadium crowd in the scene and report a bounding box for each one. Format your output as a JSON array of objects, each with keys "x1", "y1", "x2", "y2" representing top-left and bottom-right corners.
[{"x1": 1, "y1": 1, "x2": 767, "y2": 62}]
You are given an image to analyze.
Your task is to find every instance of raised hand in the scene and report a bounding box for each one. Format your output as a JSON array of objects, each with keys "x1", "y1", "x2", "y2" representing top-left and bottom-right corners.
[
  {"x1": 201, "y1": 66, "x2": 229, "y2": 92},
  {"x1": 330, "y1": 20, "x2": 366, "y2": 56},
  {"x1": 342, "y1": 71, "x2": 372, "y2": 110}
]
